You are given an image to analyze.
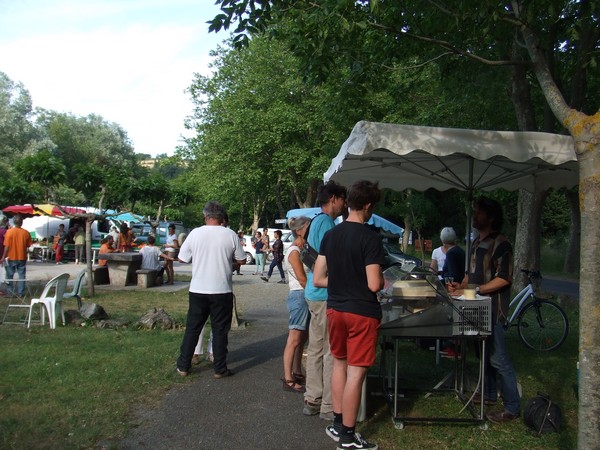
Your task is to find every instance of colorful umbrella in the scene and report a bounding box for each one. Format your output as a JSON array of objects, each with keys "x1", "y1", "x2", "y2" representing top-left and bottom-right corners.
[{"x1": 2, "y1": 204, "x2": 86, "y2": 217}]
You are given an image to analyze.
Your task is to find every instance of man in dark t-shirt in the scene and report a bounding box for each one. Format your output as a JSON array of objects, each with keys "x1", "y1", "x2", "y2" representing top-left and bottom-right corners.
[{"x1": 313, "y1": 180, "x2": 385, "y2": 450}]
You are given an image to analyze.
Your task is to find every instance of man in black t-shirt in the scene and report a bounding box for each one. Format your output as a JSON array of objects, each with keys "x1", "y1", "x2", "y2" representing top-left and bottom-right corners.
[{"x1": 313, "y1": 180, "x2": 385, "y2": 450}]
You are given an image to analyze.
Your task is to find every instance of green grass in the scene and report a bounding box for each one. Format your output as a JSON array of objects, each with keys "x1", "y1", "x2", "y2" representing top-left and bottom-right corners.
[
  {"x1": 364, "y1": 303, "x2": 579, "y2": 449},
  {"x1": 540, "y1": 242, "x2": 579, "y2": 279},
  {"x1": 0, "y1": 288, "x2": 579, "y2": 449},
  {"x1": 0, "y1": 288, "x2": 192, "y2": 449}
]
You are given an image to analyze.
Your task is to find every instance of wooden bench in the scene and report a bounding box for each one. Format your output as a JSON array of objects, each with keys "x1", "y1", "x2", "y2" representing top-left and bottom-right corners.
[
  {"x1": 92, "y1": 266, "x2": 110, "y2": 285},
  {"x1": 136, "y1": 269, "x2": 159, "y2": 288}
]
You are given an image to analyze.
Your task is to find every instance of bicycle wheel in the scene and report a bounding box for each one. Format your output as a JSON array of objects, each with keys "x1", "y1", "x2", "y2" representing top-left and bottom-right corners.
[{"x1": 517, "y1": 298, "x2": 569, "y2": 351}]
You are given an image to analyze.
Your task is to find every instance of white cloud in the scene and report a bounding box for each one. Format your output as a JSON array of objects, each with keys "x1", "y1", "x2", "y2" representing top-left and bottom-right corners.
[{"x1": 0, "y1": 0, "x2": 227, "y2": 156}]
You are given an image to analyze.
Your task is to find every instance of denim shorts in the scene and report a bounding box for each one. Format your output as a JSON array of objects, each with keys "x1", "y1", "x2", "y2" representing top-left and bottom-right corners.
[{"x1": 287, "y1": 289, "x2": 310, "y2": 331}]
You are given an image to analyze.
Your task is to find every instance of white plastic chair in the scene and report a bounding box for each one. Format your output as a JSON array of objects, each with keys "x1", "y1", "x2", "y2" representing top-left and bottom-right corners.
[
  {"x1": 63, "y1": 269, "x2": 86, "y2": 311},
  {"x1": 27, "y1": 273, "x2": 70, "y2": 329}
]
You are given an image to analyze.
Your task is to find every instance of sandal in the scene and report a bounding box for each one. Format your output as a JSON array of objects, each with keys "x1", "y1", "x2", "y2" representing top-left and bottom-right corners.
[
  {"x1": 293, "y1": 372, "x2": 306, "y2": 385},
  {"x1": 282, "y1": 378, "x2": 305, "y2": 393}
]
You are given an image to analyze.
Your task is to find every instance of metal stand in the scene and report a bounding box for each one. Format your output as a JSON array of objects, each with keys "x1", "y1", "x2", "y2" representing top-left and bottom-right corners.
[
  {"x1": 2, "y1": 279, "x2": 36, "y2": 325},
  {"x1": 380, "y1": 335, "x2": 487, "y2": 429}
]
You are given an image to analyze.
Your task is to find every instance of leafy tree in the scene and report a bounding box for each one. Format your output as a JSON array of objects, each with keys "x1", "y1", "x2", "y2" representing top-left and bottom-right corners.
[
  {"x1": 22, "y1": 110, "x2": 147, "y2": 212},
  {"x1": 542, "y1": 188, "x2": 572, "y2": 238},
  {"x1": 0, "y1": 176, "x2": 43, "y2": 205},
  {"x1": 14, "y1": 150, "x2": 67, "y2": 201},
  {"x1": 0, "y1": 71, "x2": 39, "y2": 177},
  {"x1": 152, "y1": 154, "x2": 187, "y2": 180},
  {"x1": 184, "y1": 37, "x2": 354, "y2": 230}
]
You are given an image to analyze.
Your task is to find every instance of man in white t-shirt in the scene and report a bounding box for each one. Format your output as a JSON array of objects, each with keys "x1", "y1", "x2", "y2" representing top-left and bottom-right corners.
[
  {"x1": 139, "y1": 235, "x2": 173, "y2": 285},
  {"x1": 176, "y1": 201, "x2": 246, "y2": 378}
]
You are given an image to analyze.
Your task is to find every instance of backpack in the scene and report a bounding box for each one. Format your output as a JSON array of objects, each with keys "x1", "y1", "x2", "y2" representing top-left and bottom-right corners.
[{"x1": 299, "y1": 214, "x2": 322, "y2": 271}]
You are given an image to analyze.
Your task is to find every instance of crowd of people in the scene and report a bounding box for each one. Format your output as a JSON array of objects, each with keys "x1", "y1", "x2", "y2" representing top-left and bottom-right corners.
[
  {"x1": 175, "y1": 184, "x2": 519, "y2": 450},
  {"x1": 1, "y1": 186, "x2": 520, "y2": 448},
  {"x1": 0, "y1": 214, "x2": 183, "y2": 289}
]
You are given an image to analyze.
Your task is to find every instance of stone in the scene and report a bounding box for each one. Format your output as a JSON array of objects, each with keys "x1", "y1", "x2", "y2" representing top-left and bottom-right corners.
[
  {"x1": 64, "y1": 309, "x2": 85, "y2": 326},
  {"x1": 95, "y1": 319, "x2": 130, "y2": 329},
  {"x1": 136, "y1": 307, "x2": 175, "y2": 330},
  {"x1": 80, "y1": 302, "x2": 109, "y2": 320}
]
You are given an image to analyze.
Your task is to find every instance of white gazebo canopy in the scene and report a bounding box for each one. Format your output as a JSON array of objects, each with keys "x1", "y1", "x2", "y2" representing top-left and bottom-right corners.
[{"x1": 324, "y1": 121, "x2": 577, "y2": 193}]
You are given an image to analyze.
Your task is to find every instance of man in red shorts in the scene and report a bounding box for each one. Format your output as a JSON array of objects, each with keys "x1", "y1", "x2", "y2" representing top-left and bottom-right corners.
[{"x1": 313, "y1": 180, "x2": 385, "y2": 450}]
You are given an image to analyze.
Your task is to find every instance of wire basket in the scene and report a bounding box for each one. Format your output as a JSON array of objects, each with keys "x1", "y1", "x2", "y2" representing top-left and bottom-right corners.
[{"x1": 452, "y1": 299, "x2": 492, "y2": 336}]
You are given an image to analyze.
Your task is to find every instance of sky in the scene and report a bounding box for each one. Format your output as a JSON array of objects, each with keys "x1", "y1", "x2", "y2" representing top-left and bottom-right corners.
[{"x1": 0, "y1": 0, "x2": 227, "y2": 157}]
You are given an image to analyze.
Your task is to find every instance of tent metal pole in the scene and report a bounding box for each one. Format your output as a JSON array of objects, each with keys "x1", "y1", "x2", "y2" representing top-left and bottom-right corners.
[{"x1": 465, "y1": 158, "x2": 474, "y2": 272}]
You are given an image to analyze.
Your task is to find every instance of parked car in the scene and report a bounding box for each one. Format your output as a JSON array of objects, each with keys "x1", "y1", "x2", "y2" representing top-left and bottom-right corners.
[
  {"x1": 242, "y1": 235, "x2": 256, "y2": 264},
  {"x1": 382, "y1": 242, "x2": 422, "y2": 271},
  {"x1": 242, "y1": 231, "x2": 293, "y2": 264}
]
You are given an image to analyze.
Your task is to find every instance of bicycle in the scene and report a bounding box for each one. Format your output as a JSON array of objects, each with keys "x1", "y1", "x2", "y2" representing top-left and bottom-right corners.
[{"x1": 504, "y1": 269, "x2": 569, "y2": 351}]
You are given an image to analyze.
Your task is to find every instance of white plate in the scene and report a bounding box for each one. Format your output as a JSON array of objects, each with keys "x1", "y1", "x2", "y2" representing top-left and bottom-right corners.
[{"x1": 455, "y1": 294, "x2": 491, "y2": 301}]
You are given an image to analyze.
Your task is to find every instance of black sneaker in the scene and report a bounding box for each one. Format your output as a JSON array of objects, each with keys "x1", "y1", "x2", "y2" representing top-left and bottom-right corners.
[
  {"x1": 326, "y1": 425, "x2": 340, "y2": 442},
  {"x1": 260, "y1": 277, "x2": 269, "y2": 282},
  {"x1": 337, "y1": 433, "x2": 378, "y2": 450}
]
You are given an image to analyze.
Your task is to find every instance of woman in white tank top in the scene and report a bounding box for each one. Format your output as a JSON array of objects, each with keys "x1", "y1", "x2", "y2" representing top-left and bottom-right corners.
[{"x1": 281, "y1": 216, "x2": 312, "y2": 393}]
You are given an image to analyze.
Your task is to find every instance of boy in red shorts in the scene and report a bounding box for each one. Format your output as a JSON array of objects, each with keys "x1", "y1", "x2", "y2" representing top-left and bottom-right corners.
[{"x1": 313, "y1": 180, "x2": 385, "y2": 450}]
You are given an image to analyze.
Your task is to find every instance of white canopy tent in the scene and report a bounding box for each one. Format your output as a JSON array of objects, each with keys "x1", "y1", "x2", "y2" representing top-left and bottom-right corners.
[
  {"x1": 324, "y1": 121, "x2": 578, "y2": 256},
  {"x1": 325, "y1": 121, "x2": 577, "y2": 192}
]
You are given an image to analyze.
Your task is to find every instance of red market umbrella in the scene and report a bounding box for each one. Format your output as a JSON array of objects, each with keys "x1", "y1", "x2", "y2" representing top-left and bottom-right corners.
[
  {"x1": 2, "y1": 204, "x2": 86, "y2": 218},
  {"x1": 2, "y1": 204, "x2": 38, "y2": 217}
]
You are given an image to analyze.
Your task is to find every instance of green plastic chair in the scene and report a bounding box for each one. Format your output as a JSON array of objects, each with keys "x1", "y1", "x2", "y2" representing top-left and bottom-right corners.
[{"x1": 63, "y1": 269, "x2": 86, "y2": 311}]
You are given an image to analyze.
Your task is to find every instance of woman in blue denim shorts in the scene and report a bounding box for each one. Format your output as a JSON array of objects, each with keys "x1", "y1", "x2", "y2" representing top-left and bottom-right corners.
[{"x1": 281, "y1": 216, "x2": 312, "y2": 393}]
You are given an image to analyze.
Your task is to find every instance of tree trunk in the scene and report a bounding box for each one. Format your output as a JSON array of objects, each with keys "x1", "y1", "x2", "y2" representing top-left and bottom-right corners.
[
  {"x1": 250, "y1": 196, "x2": 266, "y2": 234},
  {"x1": 415, "y1": 228, "x2": 425, "y2": 263},
  {"x1": 514, "y1": 13, "x2": 599, "y2": 445},
  {"x1": 563, "y1": 189, "x2": 580, "y2": 273},
  {"x1": 274, "y1": 174, "x2": 285, "y2": 219},
  {"x1": 509, "y1": 38, "x2": 546, "y2": 293},
  {"x1": 576, "y1": 137, "x2": 600, "y2": 448},
  {"x1": 513, "y1": 189, "x2": 547, "y2": 292},
  {"x1": 401, "y1": 216, "x2": 412, "y2": 253}
]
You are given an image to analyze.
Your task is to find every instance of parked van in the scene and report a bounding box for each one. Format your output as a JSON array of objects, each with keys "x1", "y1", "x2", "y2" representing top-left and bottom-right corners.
[
  {"x1": 130, "y1": 221, "x2": 187, "y2": 246},
  {"x1": 22, "y1": 216, "x2": 117, "y2": 244}
]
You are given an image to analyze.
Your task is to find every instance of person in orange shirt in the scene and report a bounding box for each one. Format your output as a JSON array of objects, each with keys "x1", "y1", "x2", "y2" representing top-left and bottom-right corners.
[
  {"x1": 117, "y1": 223, "x2": 136, "y2": 252},
  {"x1": 98, "y1": 235, "x2": 115, "y2": 266},
  {"x1": 0, "y1": 215, "x2": 33, "y2": 297}
]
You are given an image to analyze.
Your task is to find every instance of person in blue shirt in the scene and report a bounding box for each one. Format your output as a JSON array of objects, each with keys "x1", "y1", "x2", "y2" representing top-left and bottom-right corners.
[
  {"x1": 302, "y1": 181, "x2": 347, "y2": 421},
  {"x1": 314, "y1": 180, "x2": 385, "y2": 450}
]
